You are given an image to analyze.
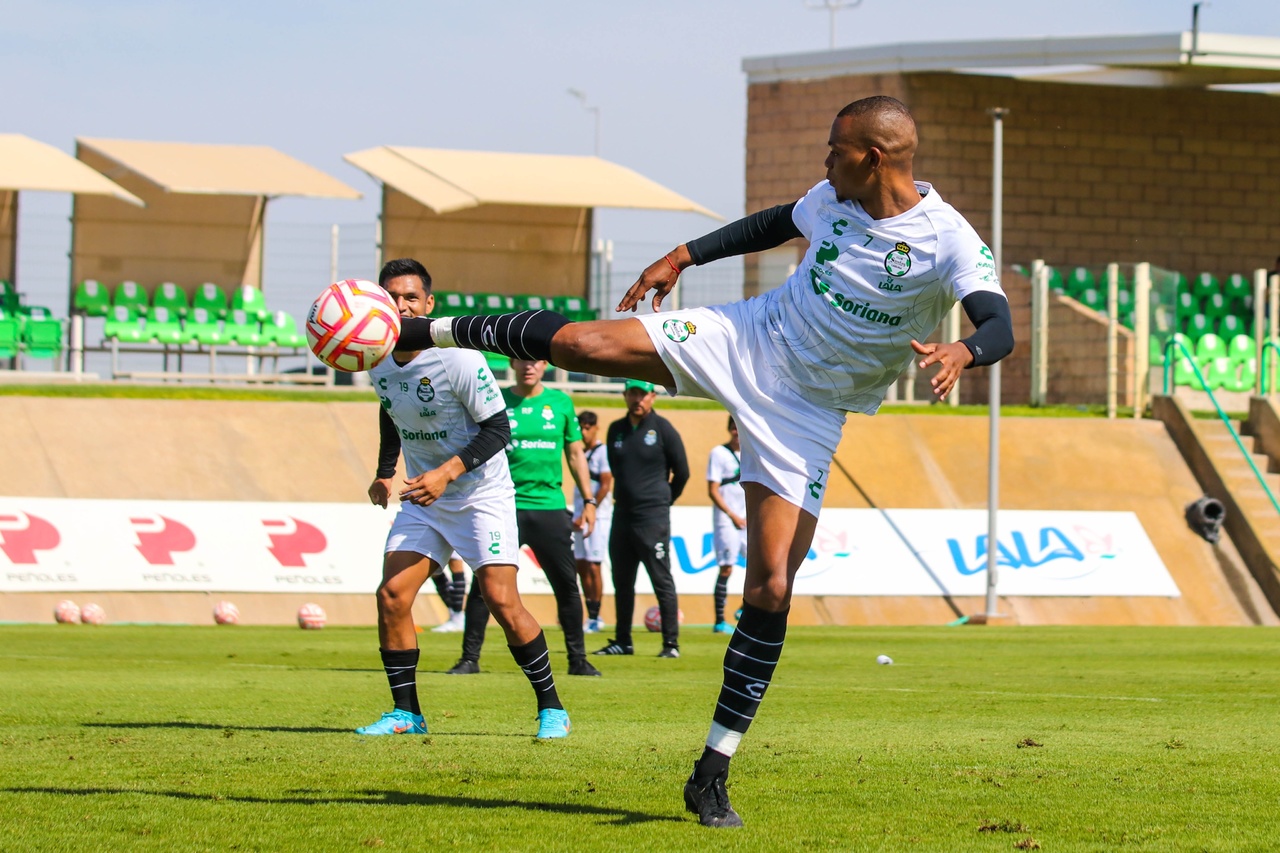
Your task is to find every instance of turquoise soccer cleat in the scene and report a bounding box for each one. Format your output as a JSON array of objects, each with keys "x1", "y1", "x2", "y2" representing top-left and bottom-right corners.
[
  {"x1": 713, "y1": 622, "x2": 735, "y2": 635},
  {"x1": 355, "y1": 709, "x2": 427, "y2": 735},
  {"x1": 536, "y1": 708, "x2": 571, "y2": 739}
]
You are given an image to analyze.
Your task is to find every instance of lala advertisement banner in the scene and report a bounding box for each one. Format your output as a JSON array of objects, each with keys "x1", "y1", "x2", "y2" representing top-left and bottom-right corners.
[{"x1": 0, "y1": 498, "x2": 1179, "y2": 598}]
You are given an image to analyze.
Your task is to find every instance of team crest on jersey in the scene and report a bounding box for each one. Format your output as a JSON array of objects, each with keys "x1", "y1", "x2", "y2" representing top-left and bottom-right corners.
[
  {"x1": 662, "y1": 319, "x2": 696, "y2": 342},
  {"x1": 644, "y1": 429, "x2": 658, "y2": 446},
  {"x1": 884, "y1": 242, "x2": 912, "y2": 277},
  {"x1": 541, "y1": 407, "x2": 554, "y2": 420},
  {"x1": 416, "y1": 378, "x2": 436, "y2": 403}
]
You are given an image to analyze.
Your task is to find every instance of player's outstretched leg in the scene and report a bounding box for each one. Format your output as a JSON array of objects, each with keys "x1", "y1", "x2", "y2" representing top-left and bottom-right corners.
[
  {"x1": 474, "y1": 563, "x2": 571, "y2": 739},
  {"x1": 685, "y1": 486, "x2": 817, "y2": 827},
  {"x1": 360, "y1": 551, "x2": 431, "y2": 735}
]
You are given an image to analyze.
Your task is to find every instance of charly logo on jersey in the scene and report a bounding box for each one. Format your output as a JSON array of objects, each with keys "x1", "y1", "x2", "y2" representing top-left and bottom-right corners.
[
  {"x1": 662, "y1": 319, "x2": 696, "y2": 342},
  {"x1": 644, "y1": 429, "x2": 658, "y2": 446},
  {"x1": 416, "y1": 377, "x2": 435, "y2": 403},
  {"x1": 884, "y1": 242, "x2": 912, "y2": 277}
]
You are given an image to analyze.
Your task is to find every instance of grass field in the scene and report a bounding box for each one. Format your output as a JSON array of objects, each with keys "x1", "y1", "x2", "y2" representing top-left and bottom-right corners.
[{"x1": 2, "y1": 624, "x2": 1277, "y2": 851}]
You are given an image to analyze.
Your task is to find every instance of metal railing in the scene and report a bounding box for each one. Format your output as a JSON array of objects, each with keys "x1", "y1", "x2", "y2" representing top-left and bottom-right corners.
[{"x1": 1161, "y1": 337, "x2": 1280, "y2": 516}]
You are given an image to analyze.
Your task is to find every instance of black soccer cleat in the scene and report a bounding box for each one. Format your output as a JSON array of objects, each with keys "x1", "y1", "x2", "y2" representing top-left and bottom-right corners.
[
  {"x1": 446, "y1": 658, "x2": 480, "y2": 675},
  {"x1": 568, "y1": 657, "x2": 603, "y2": 677},
  {"x1": 592, "y1": 639, "x2": 634, "y2": 656},
  {"x1": 683, "y1": 765, "x2": 743, "y2": 828},
  {"x1": 658, "y1": 645, "x2": 680, "y2": 659}
]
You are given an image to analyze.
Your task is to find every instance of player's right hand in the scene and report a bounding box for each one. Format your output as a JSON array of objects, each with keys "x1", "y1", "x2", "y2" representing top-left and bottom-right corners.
[
  {"x1": 368, "y1": 477, "x2": 394, "y2": 508},
  {"x1": 618, "y1": 245, "x2": 690, "y2": 313}
]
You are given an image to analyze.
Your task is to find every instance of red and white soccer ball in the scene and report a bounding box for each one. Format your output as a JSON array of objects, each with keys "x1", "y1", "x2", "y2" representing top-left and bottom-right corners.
[
  {"x1": 305, "y1": 279, "x2": 401, "y2": 372},
  {"x1": 297, "y1": 603, "x2": 327, "y2": 630},
  {"x1": 644, "y1": 605, "x2": 684, "y2": 633},
  {"x1": 80, "y1": 603, "x2": 106, "y2": 625},
  {"x1": 213, "y1": 601, "x2": 240, "y2": 625},
  {"x1": 54, "y1": 600, "x2": 80, "y2": 624}
]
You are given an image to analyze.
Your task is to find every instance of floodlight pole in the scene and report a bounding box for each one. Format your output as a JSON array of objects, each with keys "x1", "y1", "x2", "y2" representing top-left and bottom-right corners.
[
  {"x1": 805, "y1": 0, "x2": 863, "y2": 50},
  {"x1": 567, "y1": 88, "x2": 601, "y2": 156},
  {"x1": 984, "y1": 107, "x2": 1009, "y2": 621}
]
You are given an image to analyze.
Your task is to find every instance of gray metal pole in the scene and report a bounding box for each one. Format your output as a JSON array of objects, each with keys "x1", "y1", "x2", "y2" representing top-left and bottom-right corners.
[{"x1": 985, "y1": 108, "x2": 1008, "y2": 620}]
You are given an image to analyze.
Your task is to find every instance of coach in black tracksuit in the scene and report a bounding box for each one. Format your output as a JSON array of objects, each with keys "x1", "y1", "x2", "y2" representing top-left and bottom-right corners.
[{"x1": 593, "y1": 379, "x2": 689, "y2": 658}]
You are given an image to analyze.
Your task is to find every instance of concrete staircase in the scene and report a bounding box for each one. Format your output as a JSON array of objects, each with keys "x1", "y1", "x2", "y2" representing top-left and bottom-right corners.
[{"x1": 1198, "y1": 418, "x2": 1280, "y2": 555}]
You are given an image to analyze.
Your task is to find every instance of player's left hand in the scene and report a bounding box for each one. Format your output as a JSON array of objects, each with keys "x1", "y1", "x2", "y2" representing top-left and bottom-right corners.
[
  {"x1": 572, "y1": 502, "x2": 597, "y2": 537},
  {"x1": 910, "y1": 339, "x2": 973, "y2": 401},
  {"x1": 399, "y1": 469, "x2": 451, "y2": 507},
  {"x1": 618, "y1": 245, "x2": 690, "y2": 313}
]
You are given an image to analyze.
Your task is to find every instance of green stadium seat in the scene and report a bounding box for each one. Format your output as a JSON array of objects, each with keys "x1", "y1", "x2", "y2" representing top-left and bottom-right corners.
[
  {"x1": 1195, "y1": 332, "x2": 1227, "y2": 362},
  {"x1": 73, "y1": 280, "x2": 112, "y2": 317},
  {"x1": 192, "y1": 283, "x2": 229, "y2": 319},
  {"x1": 1046, "y1": 266, "x2": 1066, "y2": 294},
  {"x1": 1192, "y1": 272, "x2": 1219, "y2": 300},
  {"x1": 1200, "y1": 356, "x2": 1231, "y2": 391},
  {"x1": 262, "y1": 311, "x2": 306, "y2": 349},
  {"x1": 225, "y1": 309, "x2": 263, "y2": 345},
  {"x1": 0, "y1": 281, "x2": 17, "y2": 314},
  {"x1": 1120, "y1": 311, "x2": 1135, "y2": 330},
  {"x1": 0, "y1": 310, "x2": 19, "y2": 358},
  {"x1": 1223, "y1": 357, "x2": 1257, "y2": 393},
  {"x1": 145, "y1": 306, "x2": 187, "y2": 345},
  {"x1": 1175, "y1": 291, "x2": 1196, "y2": 317},
  {"x1": 1173, "y1": 355, "x2": 1200, "y2": 388},
  {"x1": 1067, "y1": 267, "x2": 1095, "y2": 296},
  {"x1": 230, "y1": 285, "x2": 268, "y2": 321},
  {"x1": 185, "y1": 307, "x2": 227, "y2": 346},
  {"x1": 103, "y1": 305, "x2": 146, "y2": 344},
  {"x1": 113, "y1": 281, "x2": 148, "y2": 316},
  {"x1": 21, "y1": 312, "x2": 63, "y2": 359},
  {"x1": 484, "y1": 351, "x2": 511, "y2": 373},
  {"x1": 1225, "y1": 273, "x2": 1251, "y2": 303},
  {"x1": 1184, "y1": 313, "x2": 1212, "y2": 339},
  {"x1": 476, "y1": 293, "x2": 514, "y2": 314},
  {"x1": 1156, "y1": 332, "x2": 1194, "y2": 365},
  {"x1": 434, "y1": 292, "x2": 476, "y2": 317},
  {"x1": 1227, "y1": 334, "x2": 1255, "y2": 362},
  {"x1": 1079, "y1": 288, "x2": 1104, "y2": 311},
  {"x1": 1202, "y1": 292, "x2": 1229, "y2": 321},
  {"x1": 1115, "y1": 289, "x2": 1133, "y2": 313},
  {"x1": 515, "y1": 294, "x2": 554, "y2": 312},
  {"x1": 1011, "y1": 263, "x2": 1029, "y2": 277},
  {"x1": 152, "y1": 282, "x2": 190, "y2": 318},
  {"x1": 554, "y1": 295, "x2": 597, "y2": 321},
  {"x1": 1219, "y1": 314, "x2": 1248, "y2": 338}
]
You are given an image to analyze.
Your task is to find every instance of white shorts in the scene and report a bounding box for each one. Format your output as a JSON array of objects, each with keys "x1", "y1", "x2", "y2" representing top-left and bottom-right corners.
[
  {"x1": 713, "y1": 519, "x2": 747, "y2": 567},
  {"x1": 385, "y1": 495, "x2": 520, "y2": 570},
  {"x1": 573, "y1": 510, "x2": 612, "y2": 562},
  {"x1": 638, "y1": 300, "x2": 847, "y2": 516}
]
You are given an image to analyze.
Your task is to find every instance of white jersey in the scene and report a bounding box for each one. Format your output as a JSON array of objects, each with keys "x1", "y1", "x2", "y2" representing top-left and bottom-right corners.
[
  {"x1": 572, "y1": 442, "x2": 613, "y2": 519},
  {"x1": 707, "y1": 443, "x2": 745, "y2": 522},
  {"x1": 766, "y1": 180, "x2": 1004, "y2": 413},
  {"x1": 370, "y1": 348, "x2": 513, "y2": 506}
]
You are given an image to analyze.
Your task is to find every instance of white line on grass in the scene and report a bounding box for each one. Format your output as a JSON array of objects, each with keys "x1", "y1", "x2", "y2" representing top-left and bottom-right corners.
[{"x1": 849, "y1": 686, "x2": 1163, "y2": 702}]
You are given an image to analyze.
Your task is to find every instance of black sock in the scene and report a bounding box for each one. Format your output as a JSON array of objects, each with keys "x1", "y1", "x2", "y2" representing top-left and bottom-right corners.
[
  {"x1": 448, "y1": 311, "x2": 571, "y2": 361},
  {"x1": 695, "y1": 747, "x2": 731, "y2": 782},
  {"x1": 447, "y1": 571, "x2": 466, "y2": 614},
  {"x1": 696, "y1": 603, "x2": 789, "y2": 783},
  {"x1": 586, "y1": 599, "x2": 601, "y2": 621},
  {"x1": 509, "y1": 631, "x2": 563, "y2": 712},
  {"x1": 380, "y1": 648, "x2": 421, "y2": 716},
  {"x1": 430, "y1": 571, "x2": 450, "y2": 610},
  {"x1": 714, "y1": 575, "x2": 729, "y2": 623}
]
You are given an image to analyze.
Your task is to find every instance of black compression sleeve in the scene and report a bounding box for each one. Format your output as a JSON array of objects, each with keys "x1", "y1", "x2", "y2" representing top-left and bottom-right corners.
[
  {"x1": 686, "y1": 203, "x2": 803, "y2": 266},
  {"x1": 959, "y1": 291, "x2": 1015, "y2": 368},
  {"x1": 376, "y1": 407, "x2": 401, "y2": 478},
  {"x1": 457, "y1": 410, "x2": 511, "y2": 473}
]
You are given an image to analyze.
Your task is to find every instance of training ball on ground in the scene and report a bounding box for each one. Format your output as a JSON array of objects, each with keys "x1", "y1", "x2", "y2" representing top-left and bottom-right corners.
[
  {"x1": 305, "y1": 279, "x2": 401, "y2": 372},
  {"x1": 644, "y1": 605, "x2": 684, "y2": 632},
  {"x1": 80, "y1": 603, "x2": 106, "y2": 625},
  {"x1": 54, "y1": 600, "x2": 80, "y2": 624},
  {"x1": 213, "y1": 601, "x2": 240, "y2": 625},
  {"x1": 297, "y1": 603, "x2": 327, "y2": 630},
  {"x1": 876, "y1": 654, "x2": 893, "y2": 665}
]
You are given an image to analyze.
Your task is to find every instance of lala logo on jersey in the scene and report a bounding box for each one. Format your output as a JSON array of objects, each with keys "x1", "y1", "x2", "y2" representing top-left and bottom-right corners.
[
  {"x1": 0, "y1": 511, "x2": 60, "y2": 564},
  {"x1": 262, "y1": 517, "x2": 327, "y2": 567},
  {"x1": 130, "y1": 515, "x2": 196, "y2": 565},
  {"x1": 416, "y1": 377, "x2": 435, "y2": 403}
]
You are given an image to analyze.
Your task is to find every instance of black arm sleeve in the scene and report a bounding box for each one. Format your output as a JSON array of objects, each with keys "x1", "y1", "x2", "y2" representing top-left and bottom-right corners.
[
  {"x1": 376, "y1": 407, "x2": 401, "y2": 478},
  {"x1": 663, "y1": 421, "x2": 690, "y2": 503},
  {"x1": 959, "y1": 291, "x2": 1015, "y2": 368},
  {"x1": 456, "y1": 410, "x2": 511, "y2": 473},
  {"x1": 686, "y1": 203, "x2": 803, "y2": 266}
]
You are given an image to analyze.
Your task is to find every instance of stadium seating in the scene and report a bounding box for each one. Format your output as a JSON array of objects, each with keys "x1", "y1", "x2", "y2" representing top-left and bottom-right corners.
[
  {"x1": 484, "y1": 352, "x2": 511, "y2": 374},
  {"x1": 230, "y1": 285, "x2": 269, "y2": 321},
  {"x1": 19, "y1": 308, "x2": 63, "y2": 358},
  {"x1": 152, "y1": 282, "x2": 190, "y2": 318},
  {"x1": 225, "y1": 309, "x2": 263, "y2": 346},
  {"x1": 1219, "y1": 314, "x2": 1247, "y2": 338},
  {"x1": 1184, "y1": 313, "x2": 1212, "y2": 338},
  {"x1": 113, "y1": 281, "x2": 149, "y2": 316},
  {"x1": 0, "y1": 281, "x2": 17, "y2": 314},
  {"x1": 1067, "y1": 266, "x2": 1095, "y2": 297},
  {"x1": 103, "y1": 305, "x2": 147, "y2": 344},
  {"x1": 1226, "y1": 334, "x2": 1254, "y2": 361},
  {"x1": 73, "y1": 280, "x2": 112, "y2": 316},
  {"x1": 1195, "y1": 333, "x2": 1227, "y2": 362},
  {"x1": 1046, "y1": 266, "x2": 1066, "y2": 294},
  {"x1": 1192, "y1": 272, "x2": 1219, "y2": 300},
  {"x1": 475, "y1": 293, "x2": 515, "y2": 314},
  {"x1": 193, "y1": 283, "x2": 229, "y2": 319},
  {"x1": 516, "y1": 294, "x2": 554, "y2": 312},
  {"x1": 0, "y1": 309, "x2": 19, "y2": 358},
  {"x1": 435, "y1": 292, "x2": 477, "y2": 317},
  {"x1": 1222, "y1": 357, "x2": 1257, "y2": 393},
  {"x1": 185, "y1": 307, "x2": 227, "y2": 346},
  {"x1": 262, "y1": 311, "x2": 306, "y2": 349},
  {"x1": 145, "y1": 306, "x2": 187, "y2": 345}
]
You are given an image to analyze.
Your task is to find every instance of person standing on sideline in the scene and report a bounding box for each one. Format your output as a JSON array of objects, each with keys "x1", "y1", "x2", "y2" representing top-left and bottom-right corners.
[
  {"x1": 572, "y1": 411, "x2": 613, "y2": 634},
  {"x1": 706, "y1": 416, "x2": 746, "y2": 635},
  {"x1": 388, "y1": 95, "x2": 1013, "y2": 826},
  {"x1": 447, "y1": 358, "x2": 602, "y2": 678},
  {"x1": 593, "y1": 379, "x2": 689, "y2": 659},
  {"x1": 360, "y1": 257, "x2": 571, "y2": 739}
]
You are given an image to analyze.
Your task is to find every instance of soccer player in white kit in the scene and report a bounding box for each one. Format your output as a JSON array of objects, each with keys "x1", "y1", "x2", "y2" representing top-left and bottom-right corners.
[
  {"x1": 572, "y1": 411, "x2": 613, "y2": 633},
  {"x1": 358, "y1": 258, "x2": 571, "y2": 740},
  {"x1": 390, "y1": 97, "x2": 1014, "y2": 825},
  {"x1": 706, "y1": 416, "x2": 745, "y2": 635}
]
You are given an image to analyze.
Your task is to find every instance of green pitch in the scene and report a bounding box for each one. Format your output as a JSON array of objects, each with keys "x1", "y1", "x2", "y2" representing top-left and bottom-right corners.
[{"x1": 1, "y1": 624, "x2": 1277, "y2": 851}]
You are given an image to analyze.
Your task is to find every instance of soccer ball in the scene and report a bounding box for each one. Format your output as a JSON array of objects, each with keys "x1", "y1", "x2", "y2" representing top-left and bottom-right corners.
[
  {"x1": 54, "y1": 600, "x2": 80, "y2": 624},
  {"x1": 305, "y1": 279, "x2": 401, "y2": 372},
  {"x1": 297, "y1": 603, "x2": 327, "y2": 630},
  {"x1": 213, "y1": 601, "x2": 240, "y2": 625},
  {"x1": 80, "y1": 603, "x2": 106, "y2": 625},
  {"x1": 644, "y1": 605, "x2": 684, "y2": 632}
]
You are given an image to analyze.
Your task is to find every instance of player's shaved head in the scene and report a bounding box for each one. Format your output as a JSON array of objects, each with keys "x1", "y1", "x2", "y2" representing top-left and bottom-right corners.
[{"x1": 835, "y1": 96, "x2": 917, "y2": 165}]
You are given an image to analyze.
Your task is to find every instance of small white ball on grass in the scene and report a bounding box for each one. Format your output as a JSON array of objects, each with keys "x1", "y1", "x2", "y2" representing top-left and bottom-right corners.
[{"x1": 876, "y1": 654, "x2": 893, "y2": 665}]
